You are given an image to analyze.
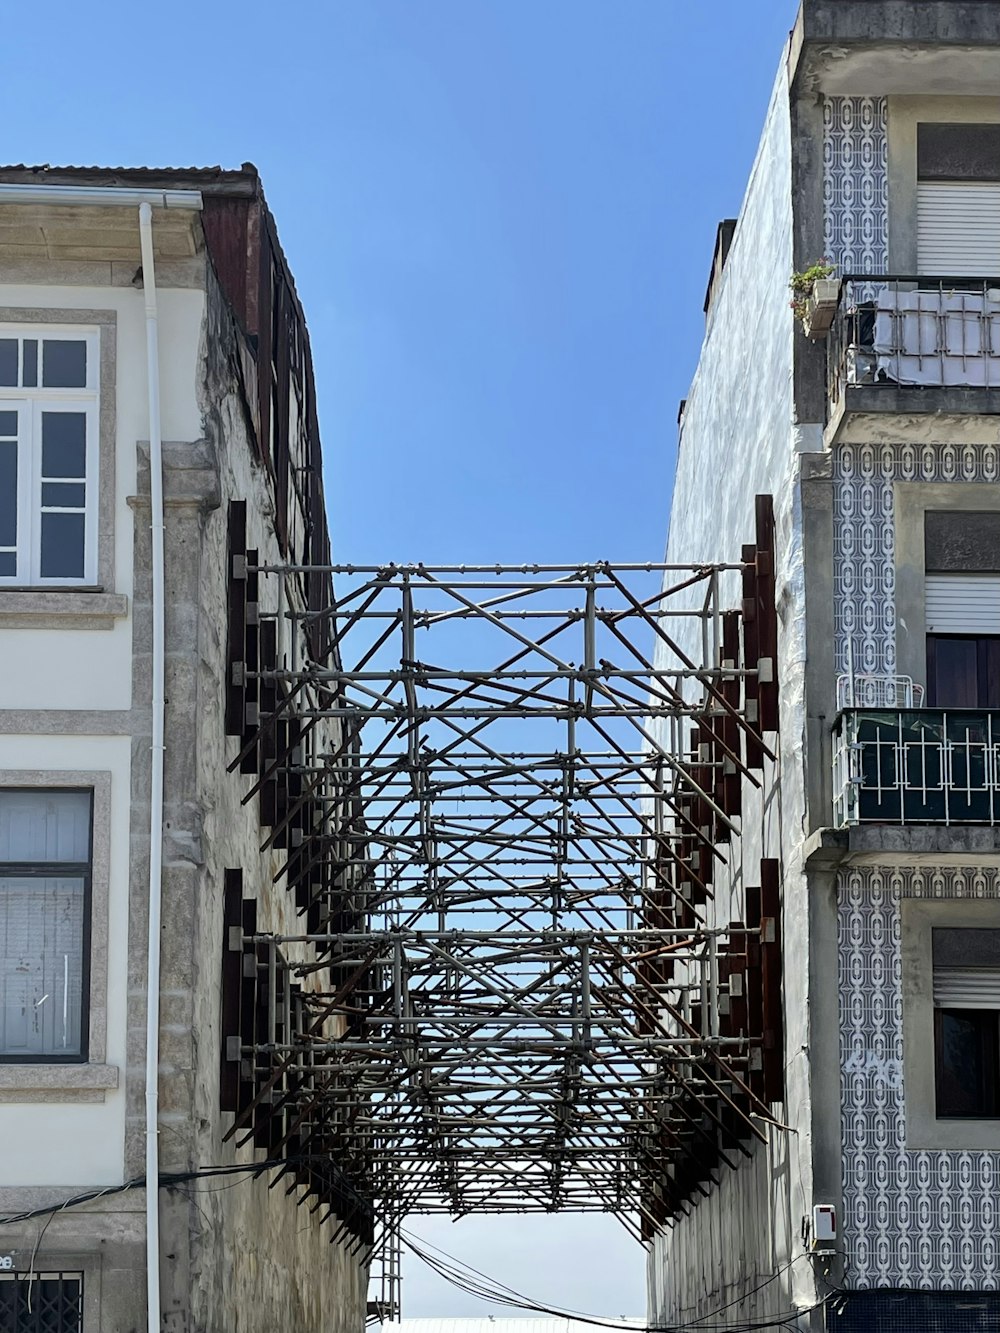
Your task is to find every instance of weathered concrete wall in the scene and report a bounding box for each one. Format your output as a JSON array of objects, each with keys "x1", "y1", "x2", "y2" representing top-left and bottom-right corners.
[
  {"x1": 648, "y1": 50, "x2": 827, "y2": 1330},
  {"x1": 147, "y1": 266, "x2": 367, "y2": 1333}
]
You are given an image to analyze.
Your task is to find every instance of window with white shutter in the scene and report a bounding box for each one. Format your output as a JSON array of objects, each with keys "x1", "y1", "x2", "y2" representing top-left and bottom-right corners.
[
  {"x1": 924, "y1": 512, "x2": 1000, "y2": 707},
  {"x1": 917, "y1": 124, "x2": 1000, "y2": 277},
  {"x1": 0, "y1": 789, "x2": 92, "y2": 1061}
]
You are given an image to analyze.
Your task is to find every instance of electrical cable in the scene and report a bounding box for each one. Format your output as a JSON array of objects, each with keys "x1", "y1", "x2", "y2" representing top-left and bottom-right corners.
[
  {"x1": 0, "y1": 1155, "x2": 373, "y2": 1229},
  {"x1": 1, "y1": 1157, "x2": 849, "y2": 1333},
  {"x1": 398, "y1": 1230, "x2": 839, "y2": 1333}
]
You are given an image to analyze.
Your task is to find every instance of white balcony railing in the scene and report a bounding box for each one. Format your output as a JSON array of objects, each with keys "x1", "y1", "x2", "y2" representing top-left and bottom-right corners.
[{"x1": 829, "y1": 276, "x2": 1000, "y2": 406}]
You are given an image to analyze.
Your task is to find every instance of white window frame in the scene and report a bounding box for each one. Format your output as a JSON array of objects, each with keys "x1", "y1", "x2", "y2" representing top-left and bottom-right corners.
[{"x1": 0, "y1": 325, "x2": 100, "y2": 588}]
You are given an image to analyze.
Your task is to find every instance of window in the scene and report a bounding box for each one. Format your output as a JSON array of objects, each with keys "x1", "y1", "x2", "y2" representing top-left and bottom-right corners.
[
  {"x1": 926, "y1": 636, "x2": 1000, "y2": 708},
  {"x1": 933, "y1": 927, "x2": 1000, "y2": 1119},
  {"x1": 0, "y1": 328, "x2": 99, "y2": 586},
  {"x1": 924, "y1": 511, "x2": 1000, "y2": 707},
  {"x1": 917, "y1": 123, "x2": 1000, "y2": 276},
  {"x1": 0, "y1": 1274, "x2": 84, "y2": 1333},
  {"x1": 0, "y1": 789, "x2": 92, "y2": 1061}
]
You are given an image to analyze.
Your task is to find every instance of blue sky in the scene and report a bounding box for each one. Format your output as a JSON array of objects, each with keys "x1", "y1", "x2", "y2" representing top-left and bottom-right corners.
[{"x1": 2, "y1": 0, "x2": 801, "y2": 1316}]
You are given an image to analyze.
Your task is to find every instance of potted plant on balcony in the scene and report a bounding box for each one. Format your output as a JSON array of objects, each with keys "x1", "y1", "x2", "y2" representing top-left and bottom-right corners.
[{"x1": 789, "y1": 259, "x2": 840, "y2": 339}]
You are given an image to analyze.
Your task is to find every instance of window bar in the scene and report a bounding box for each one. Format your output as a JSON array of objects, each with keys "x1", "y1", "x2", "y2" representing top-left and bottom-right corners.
[
  {"x1": 943, "y1": 712, "x2": 952, "y2": 827},
  {"x1": 893, "y1": 712, "x2": 904, "y2": 824}
]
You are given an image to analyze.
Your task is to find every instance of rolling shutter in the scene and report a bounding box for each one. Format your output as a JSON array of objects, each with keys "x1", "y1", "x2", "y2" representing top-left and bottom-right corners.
[
  {"x1": 925, "y1": 573, "x2": 1000, "y2": 633},
  {"x1": 934, "y1": 967, "x2": 1000, "y2": 1009},
  {"x1": 917, "y1": 181, "x2": 1000, "y2": 276}
]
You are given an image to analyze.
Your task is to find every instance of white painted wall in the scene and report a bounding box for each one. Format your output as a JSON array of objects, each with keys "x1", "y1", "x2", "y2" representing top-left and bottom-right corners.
[
  {"x1": 0, "y1": 278, "x2": 205, "y2": 1186},
  {"x1": 0, "y1": 283, "x2": 205, "y2": 713},
  {"x1": 647, "y1": 51, "x2": 818, "y2": 1328}
]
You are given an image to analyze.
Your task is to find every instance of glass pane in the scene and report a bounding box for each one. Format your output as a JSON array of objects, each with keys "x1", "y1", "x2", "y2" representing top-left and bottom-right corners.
[
  {"x1": 927, "y1": 636, "x2": 980, "y2": 708},
  {"x1": 935, "y1": 1008, "x2": 1000, "y2": 1117},
  {"x1": 0, "y1": 789, "x2": 91, "y2": 861},
  {"x1": 42, "y1": 339, "x2": 87, "y2": 388},
  {"x1": 0, "y1": 410, "x2": 16, "y2": 437},
  {"x1": 41, "y1": 412, "x2": 86, "y2": 478},
  {"x1": 0, "y1": 875, "x2": 85, "y2": 1057},
  {"x1": 41, "y1": 482, "x2": 86, "y2": 509},
  {"x1": 40, "y1": 511, "x2": 85, "y2": 579},
  {"x1": 0, "y1": 553, "x2": 14, "y2": 577},
  {"x1": 21, "y1": 338, "x2": 37, "y2": 388},
  {"x1": 0, "y1": 339, "x2": 16, "y2": 387},
  {"x1": 0, "y1": 441, "x2": 15, "y2": 547}
]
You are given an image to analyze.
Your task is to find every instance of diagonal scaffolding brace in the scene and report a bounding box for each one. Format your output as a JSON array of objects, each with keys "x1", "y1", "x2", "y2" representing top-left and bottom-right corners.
[{"x1": 219, "y1": 511, "x2": 784, "y2": 1313}]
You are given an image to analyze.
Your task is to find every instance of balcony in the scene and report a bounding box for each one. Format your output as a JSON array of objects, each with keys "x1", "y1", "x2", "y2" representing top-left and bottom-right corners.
[
  {"x1": 833, "y1": 706, "x2": 1000, "y2": 827},
  {"x1": 826, "y1": 275, "x2": 1000, "y2": 431}
]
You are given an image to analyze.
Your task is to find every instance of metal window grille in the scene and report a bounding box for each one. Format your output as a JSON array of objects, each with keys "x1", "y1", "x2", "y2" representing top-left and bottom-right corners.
[
  {"x1": 834, "y1": 1290, "x2": 1000, "y2": 1333},
  {"x1": 833, "y1": 709, "x2": 1000, "y2": 826},
  {"x1": 0, "y1": 1273, "x2": 83, "y2": 1333}
]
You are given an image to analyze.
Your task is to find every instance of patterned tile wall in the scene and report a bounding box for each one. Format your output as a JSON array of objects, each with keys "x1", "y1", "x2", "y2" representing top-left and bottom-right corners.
[
  {"x1": 840, "y1": 865, "x2": 1000, "y2": 1289},
  {"x1": 823, "y1": 96, "x2": 889, "y2": 275},
  {"x1": 833, "y1": 442, "x2": 1000, "y2": 678}
]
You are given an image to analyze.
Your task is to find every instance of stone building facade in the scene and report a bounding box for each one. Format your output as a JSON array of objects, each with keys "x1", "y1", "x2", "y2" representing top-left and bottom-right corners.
[
  {"x1": 649, "y1": 4, "x2": 1000, "y2": 1331},
  {"x1": 0, "y1": 167, "x2": 368, "y2": 1332}
]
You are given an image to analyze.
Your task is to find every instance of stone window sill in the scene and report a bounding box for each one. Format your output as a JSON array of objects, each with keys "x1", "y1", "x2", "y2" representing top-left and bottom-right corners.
[
  {"x1": 0, "y1": 1062, "x2": 119, "y2": 1104},
  {"x1": 0, "y1": 590, "x2": 128, "y2": 630}
]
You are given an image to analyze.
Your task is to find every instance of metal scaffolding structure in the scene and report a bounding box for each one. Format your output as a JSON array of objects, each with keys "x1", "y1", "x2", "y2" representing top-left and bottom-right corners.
[{"x1": 219, "y1": 501, "x2": 784, "y2": 1309}]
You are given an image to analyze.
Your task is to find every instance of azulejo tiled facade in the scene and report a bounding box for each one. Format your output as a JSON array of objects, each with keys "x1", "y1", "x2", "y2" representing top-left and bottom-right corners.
[
  {"x1": 833, "y1": 442, "x2": 1000, "y2": 677},
  {"x1": 840, "y1": 865, "x2": 1000, "y2": 1289},
  {"x1": 823, "y1": 96, "x2": 888, "y2": 276}
]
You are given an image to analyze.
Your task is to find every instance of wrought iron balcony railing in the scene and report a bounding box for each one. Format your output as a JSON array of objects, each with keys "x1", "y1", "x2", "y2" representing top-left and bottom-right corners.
[
  {"x1": 833, "y1": 709, "x2": 1000, "y2": 827},
  {"x1": 828, "y1": 275, "x2": 1000, "y2": 409}
]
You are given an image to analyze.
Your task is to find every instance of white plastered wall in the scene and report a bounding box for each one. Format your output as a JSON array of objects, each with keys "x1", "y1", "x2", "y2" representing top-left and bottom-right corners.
[{"x1": 0, "y1": 283, "x2": 205, "y2": 712}]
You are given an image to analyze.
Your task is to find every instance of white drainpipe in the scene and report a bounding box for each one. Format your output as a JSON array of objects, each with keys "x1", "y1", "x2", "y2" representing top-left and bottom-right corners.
[{"x1": 138, "y1": 200, "x2": 165, "y2": 1333}]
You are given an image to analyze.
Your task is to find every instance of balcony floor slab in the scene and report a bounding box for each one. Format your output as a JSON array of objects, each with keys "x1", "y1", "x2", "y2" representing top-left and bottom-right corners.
[
  {"x1": 826, "y1": 387, "x2": 1000, "y2": 446},
  {"x1": 807, "y1": 824, "x2": 1000, "y2": 868}
]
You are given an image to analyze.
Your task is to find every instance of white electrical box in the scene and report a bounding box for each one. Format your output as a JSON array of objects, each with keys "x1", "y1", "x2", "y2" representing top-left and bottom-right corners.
[{"x1": 812, "y1": 1204, "x2": 837, "y2": 1250}]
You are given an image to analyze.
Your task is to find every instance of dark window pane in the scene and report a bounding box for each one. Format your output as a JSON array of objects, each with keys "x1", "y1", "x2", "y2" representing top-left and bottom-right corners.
[
  {"x1": 935, "y1": 1008, "x2": 1000, "y2": 1117},
  {"x1": 0, "y1": 553, "x2": 14, "y2": 576},
  {"x1": 22, "y1": 337, "x2": 37, "y2": 387},
  {"x1": 0, "y1": 339, "x2": 16, "y2": 386},
  {"x1": 41, "y1": 482, "x2": 86, "y2": 509},
  {"x1": 0, "y1": 411, "x2": 16, "y2": 437},
  {"x1": 0, "y1": 440, "x2": 16, "y2": 546},
  {"x1": 927, "y1": 635, "x2": 981, "y2": 707},
  {"x1": 40, "y1": 511, "x2": 85, "y2": 579},
  {"x1": 42, "y1": 339, "x2": 87, "y2": 388},
  {"x1": 41, "y1": 413, "x2": 86, "y2": 478}
]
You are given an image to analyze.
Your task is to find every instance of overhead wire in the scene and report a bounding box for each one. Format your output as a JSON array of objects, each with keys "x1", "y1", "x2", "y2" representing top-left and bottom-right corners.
[{"x1": 398, "y1": 1229, "x2": 843, "y2": 1333}]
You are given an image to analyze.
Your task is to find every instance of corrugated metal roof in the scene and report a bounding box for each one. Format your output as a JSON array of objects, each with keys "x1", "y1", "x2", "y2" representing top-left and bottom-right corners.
[{"x1": 0, "y1": 163, "x2": 259, "y2": 195}]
